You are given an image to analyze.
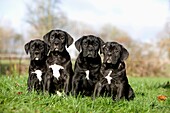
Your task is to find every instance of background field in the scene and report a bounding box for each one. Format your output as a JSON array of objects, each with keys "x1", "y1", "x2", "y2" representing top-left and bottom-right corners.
[{"x1": 0, "y1": 75, "x2": 169, "y2": 113}]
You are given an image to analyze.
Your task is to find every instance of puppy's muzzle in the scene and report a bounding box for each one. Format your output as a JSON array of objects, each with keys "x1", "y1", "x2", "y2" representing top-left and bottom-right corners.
[
  {"x1": 87, "y1": 47, "x2": 95, "y2": 57},
  {"x1": 106, "y1": 53, "x2": 112, "y2": 63},
  {"x1": 54, "y1": 43, "x2": 60, "y2": 51},
  {"x1": 34, "y1": 51, "x2": 41, "y2": 60},
  {"x1": 106, "y1": 58, "x2": 112, "y2": 63},
  {"x1": 87, "y1": 51, "x2": 93, "y2": 57},
  {"x1": 106, "y1": 57, "x2": 117, "y2": 64}
]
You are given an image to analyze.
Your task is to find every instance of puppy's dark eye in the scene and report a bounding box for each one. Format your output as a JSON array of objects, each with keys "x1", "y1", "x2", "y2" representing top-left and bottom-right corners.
[
  {"x1": 31, "y1": 46, "x2": 35, "y2": 50},
  {"x1": 60, "y1": 36, "x2": 65, "y2": 40},
  {"x1": 94, "y1": 42, "x2": 98, "y2": 47},
  {"x1": 83, "y1": 42, "x2": 88, "y2": 46},
  {"x1": 39, "y1": 45, "x2": 43, "y2": 49},
  {"x1": 51, "y1": 36, "x2": 55, "y2": 40}
]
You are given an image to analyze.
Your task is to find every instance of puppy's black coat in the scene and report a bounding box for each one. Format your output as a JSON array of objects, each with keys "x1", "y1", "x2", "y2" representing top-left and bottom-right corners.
[
  {"x1": 24, "y1": 39, "x2": 49, "y2": 92},
  {"x1": 43, "y1": 29, "x2": 74, "y2": 94},
  {"x1": 72, "y1": 35, "x2": 104, "y2": 96},
  {"x1": 93, "y1": 42, "x2": 135, "y2": 101}
]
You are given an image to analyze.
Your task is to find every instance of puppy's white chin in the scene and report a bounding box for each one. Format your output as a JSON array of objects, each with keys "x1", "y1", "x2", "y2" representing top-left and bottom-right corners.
[
  {"x1": 55, "y1": 48, "x2": 59, "y2": 51},
  {"x1": 35, "y1": 58, "x2": 39, "y2": 60},
  {"x1": 106, "y1": 60, "x2": 112, "y2": 63}
]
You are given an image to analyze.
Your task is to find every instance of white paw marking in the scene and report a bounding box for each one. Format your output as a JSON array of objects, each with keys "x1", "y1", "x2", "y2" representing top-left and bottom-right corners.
[
  {"x1": 56, "y1": 91, "x2": 62, "y2": 97},
  {"x1": 32, "y1": 70, "x2": 42, "y2": 82},
  {"x1": 85, "y1": 70, "x2": 90, "y2": 80},
  {"x1": 105, "y1": 70, "x2": 112, "y2": 84},
  {"x1": 49, "y1": 64, "x2": 64, "y2": 80}
]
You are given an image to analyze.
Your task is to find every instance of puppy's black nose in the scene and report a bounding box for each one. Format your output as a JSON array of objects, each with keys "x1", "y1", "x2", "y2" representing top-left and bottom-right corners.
[
  {"x1": 54, "y1": 42, "x2": 59, "y2": 45},
  {"x1": 35, "y1": 51, "x2": 39, "y2": 55},
  {"x1": 88, "y1": 45, "x2": 93, "y2": 51},
  {"x1": 108, "y1": 52, "x2": 112, "y2": 56},
  {"x1": 89, "y1": 48, "x2": 93, "y2": 51}
]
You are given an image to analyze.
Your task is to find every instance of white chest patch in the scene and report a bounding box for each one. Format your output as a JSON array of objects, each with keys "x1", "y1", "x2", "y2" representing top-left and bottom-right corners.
[
  {"x1": 49, "y1": 64, "x2": 64, "y2": 80},
  {"x1": 105, "y1": 70, "x2": 112, "y2": 84},
  {"x1": 85, "y1": 70, "x2": 90, "y2": 80},
  {"x1": 32, "y1": 70, "x2": 42, "y2": 82}
]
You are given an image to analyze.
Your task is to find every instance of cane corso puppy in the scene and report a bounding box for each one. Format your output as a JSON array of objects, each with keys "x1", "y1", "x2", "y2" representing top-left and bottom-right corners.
[
  {"x1": 43, "y1": 29, "x2": 74, "y2": 95},
  {"x1": 93, "y1": 42, "x2": 135, "y2": 101},
  {"x1": 72, "y1": 35, "x2": 104, "y2": 96},
  {"x1": 24, "y1": 39, "x2": 49, "y2": 92}
]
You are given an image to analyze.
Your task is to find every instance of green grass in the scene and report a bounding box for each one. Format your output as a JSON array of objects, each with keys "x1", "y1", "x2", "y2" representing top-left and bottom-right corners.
[{"x1": 0, "y1": 75, "x2": 169, "y2": 113}]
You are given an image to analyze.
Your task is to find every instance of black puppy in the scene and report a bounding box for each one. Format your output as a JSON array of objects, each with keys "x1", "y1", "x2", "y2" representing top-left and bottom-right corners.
[
  {"x1": 72, "y1": 35, "x2": 104, "y2": 96},
  {"x1": 24, "y1": 39, "x2": 49, "y2": 92},
  {"x1": 43, "y1": 29, "x2": 74, "y2": 95},
  {"x1": 93, "y1": 42, "x2": 135, "y2": 101}
]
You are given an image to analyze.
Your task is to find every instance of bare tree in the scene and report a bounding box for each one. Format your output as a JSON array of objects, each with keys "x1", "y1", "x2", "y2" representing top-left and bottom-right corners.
[
  {"x1": 99, "y1": 24, "x2": 134, "y2": 48},
  {"x1": 25, "y1": 0, "x2": 68, "y2": 38},
  {"x1": 157, "y1": 20, "x2": 170, "y2": 59},
  {"x1": 0, "y1": 25, "x2": 15, "y2": 53}
]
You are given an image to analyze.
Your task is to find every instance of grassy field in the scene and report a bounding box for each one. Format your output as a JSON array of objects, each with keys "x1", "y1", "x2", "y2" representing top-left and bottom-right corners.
[{"x1": 0, "y1": 75, "x2": 169, "y2": 113}]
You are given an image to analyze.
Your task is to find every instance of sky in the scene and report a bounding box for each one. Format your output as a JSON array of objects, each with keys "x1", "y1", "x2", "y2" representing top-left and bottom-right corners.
[{"x1": 0, "y1": 0, "x2": 169, "y2": 43}]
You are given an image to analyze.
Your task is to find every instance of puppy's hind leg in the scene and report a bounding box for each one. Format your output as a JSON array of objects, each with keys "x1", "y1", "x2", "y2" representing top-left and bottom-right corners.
[
  {"x1": 72, "y1": 80, "x2": 80, "y2": 97},
  {"x1": 93, "y1": 82, "x2": 102, "y2": 100},
  {"x1": 27, "y1": 75, "x2": 35, "y2": 92},
  {"x1": 43, "y1": 75, "x2": 51, "y2": 94},
  {"x1": 71, "y1": 75, "x2": 78, "y2": 96},
  {"x1": 116, "y1": 84, "x2": 125, "y2": 100},
  {"x1": 126, "y1": 84, "x2": 135, "y2": 101},
  {"x1": 46, "y1": 79, "x2": 51, "y2": 93},
  {"x1": 43, "y1": 79, "x2": 47, "y2": 94},
  {"x1": 64, "y1": 75, "x2": 70, "y2": 95},
  {"x1": 111, "y1": 88, "x2": 117, "y2": 101}
]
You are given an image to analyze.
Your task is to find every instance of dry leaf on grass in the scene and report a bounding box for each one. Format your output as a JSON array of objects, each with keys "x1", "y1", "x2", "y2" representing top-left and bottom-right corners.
[
  {"x1": 17, "y1": 92, "x2": 22, "y2": 95},
  {"x1": 157, "y1": 95, "x2": 167, "y2": 101}
]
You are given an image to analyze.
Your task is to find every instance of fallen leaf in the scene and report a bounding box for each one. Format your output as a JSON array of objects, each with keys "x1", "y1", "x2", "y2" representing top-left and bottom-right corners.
[
  {"x1": 157, "y1": 95, "x2": 167, "y2": 101},
  {"x1": 17, "y1": 92, "x2": 22, "y2": 95}
]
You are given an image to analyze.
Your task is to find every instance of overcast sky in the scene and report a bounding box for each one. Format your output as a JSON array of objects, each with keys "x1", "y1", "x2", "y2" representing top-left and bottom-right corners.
[{"x1": 0, "y1": 0, "x2": 169, "y2": 43}]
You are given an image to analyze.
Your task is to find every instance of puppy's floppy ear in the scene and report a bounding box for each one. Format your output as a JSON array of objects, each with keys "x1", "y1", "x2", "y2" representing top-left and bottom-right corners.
[
  {"x1": 75, "y1": 37, "x2": 83, "y2": 52},
  {"x1": 43, "y1": 30, "x2": 54, "y2": 44},
  {"x1": 101, "y1": 43, "x2": 106, "y2": 54},
  {"x1": 24, "y1": 41, "x2": 31, "y2": 54},
  {"x1": 65, "y1": 32, "x2": 74, "y2": 48},
  {"x1": 97, "y1": 37, "x2": 104, "y2": 54},
  {"x1": 120, "y1": 46, "x2": 129, "y2": 61}
]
